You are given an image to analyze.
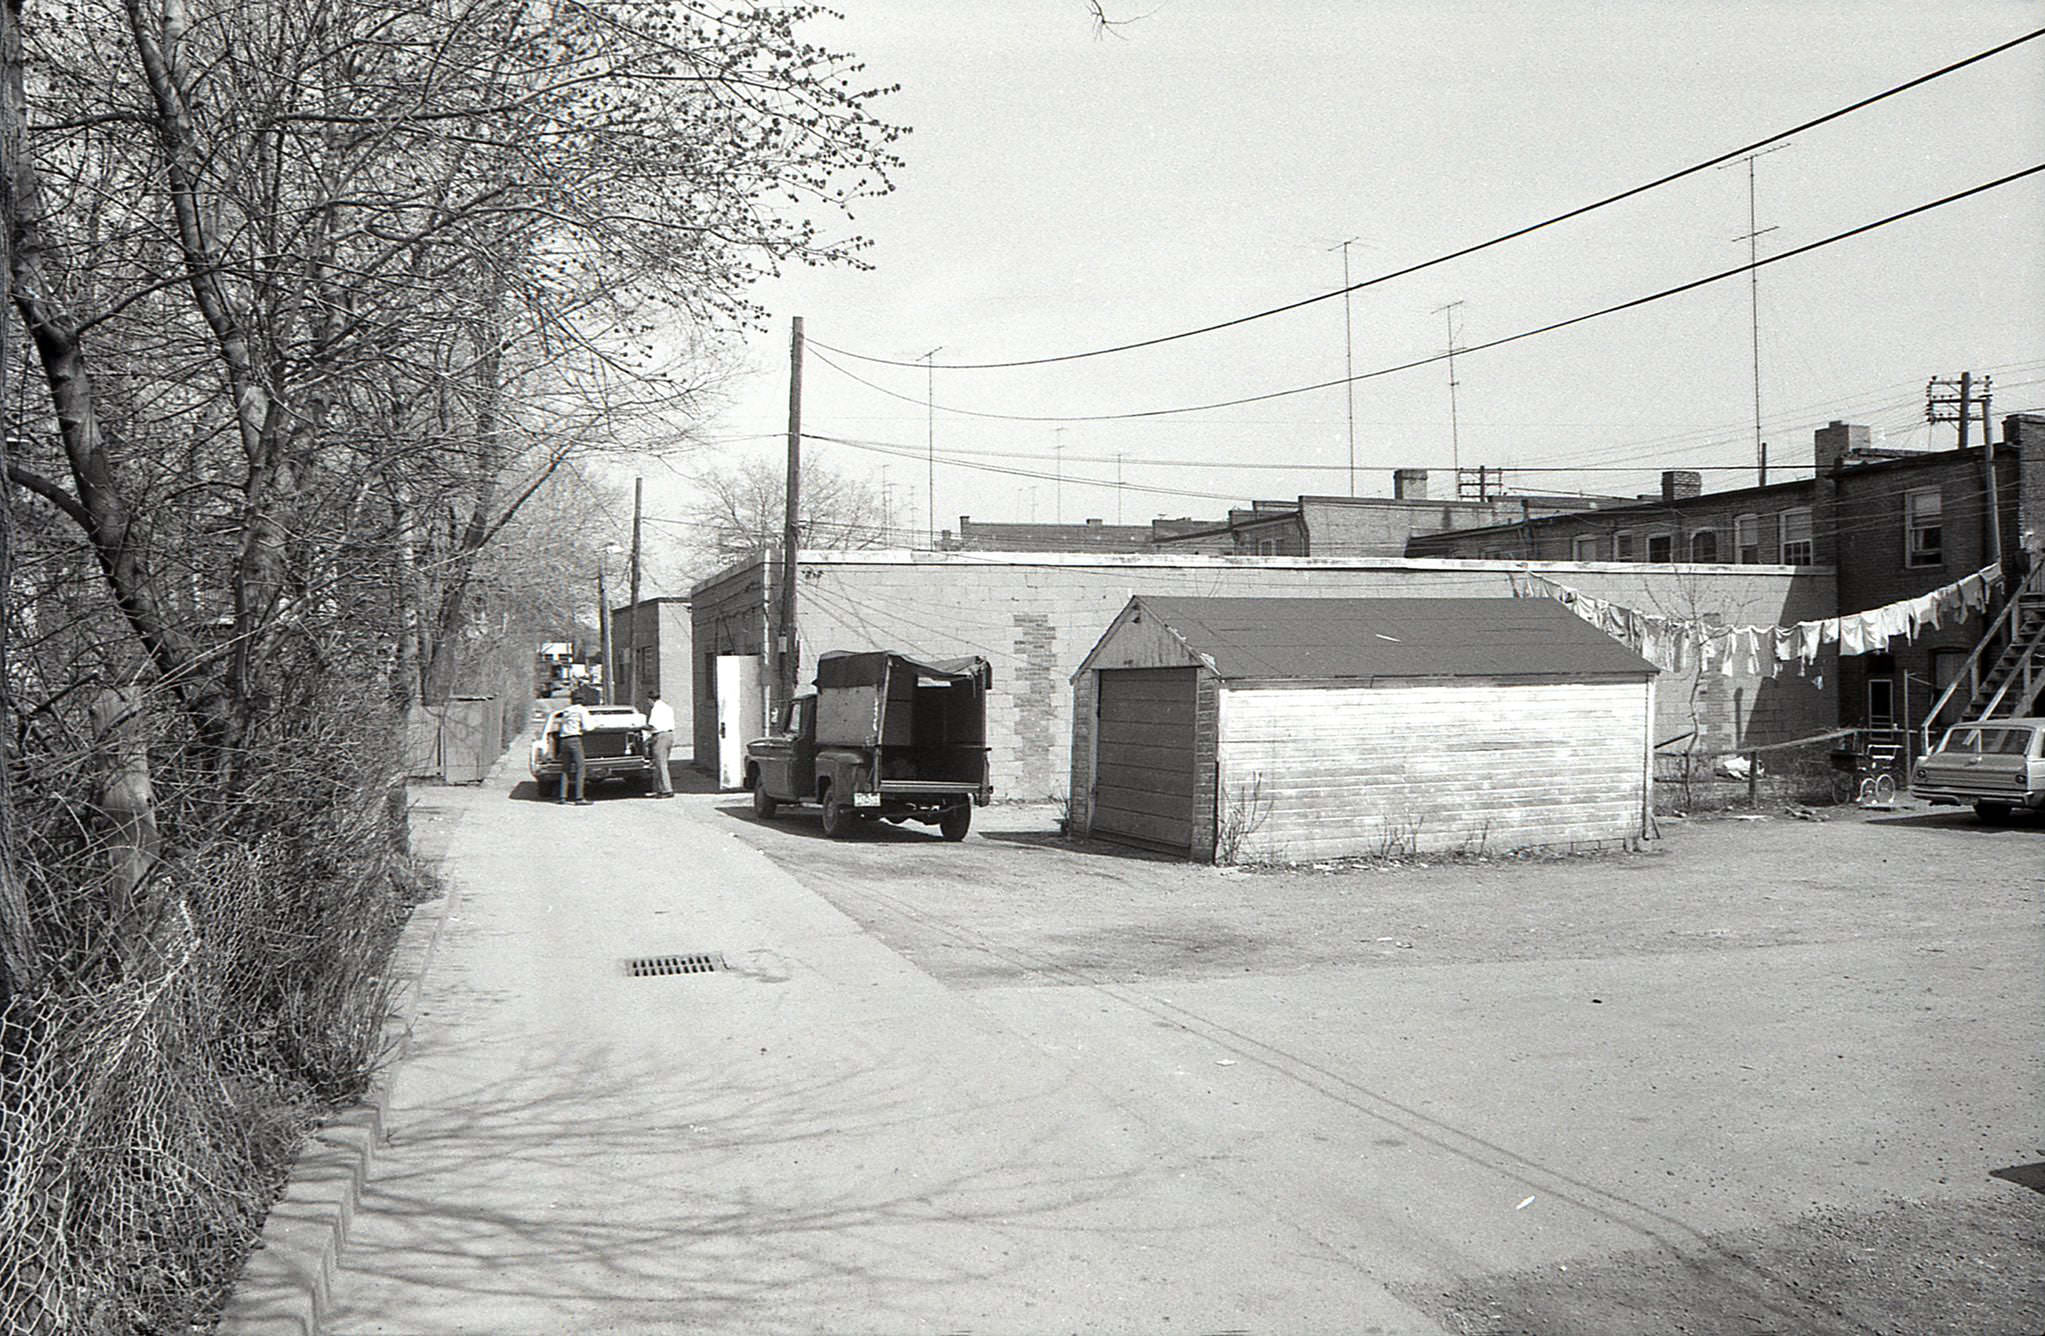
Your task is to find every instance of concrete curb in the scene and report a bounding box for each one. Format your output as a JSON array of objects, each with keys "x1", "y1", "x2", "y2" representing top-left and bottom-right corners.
[{"x1": 218, "y1": 754, "x2": 511, "y2": 1335}]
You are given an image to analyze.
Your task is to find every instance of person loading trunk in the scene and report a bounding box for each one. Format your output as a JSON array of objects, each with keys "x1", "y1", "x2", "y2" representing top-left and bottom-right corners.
[
  {"x1": 643, "y1": 692, "x2": 675, "y2": 798},
  {"x1": 555, "y1": 697, "x2": 592, "y2": 805}
]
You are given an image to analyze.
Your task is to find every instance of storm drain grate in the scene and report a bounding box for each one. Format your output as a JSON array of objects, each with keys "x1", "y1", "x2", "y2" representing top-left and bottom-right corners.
[{"x1": 624, "y1": 952, "x2": 726, "y2": 978}]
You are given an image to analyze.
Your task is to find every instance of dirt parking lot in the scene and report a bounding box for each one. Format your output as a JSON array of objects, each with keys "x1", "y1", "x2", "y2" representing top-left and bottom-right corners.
[{"x1": 723, "y1": 795, "x2": 2044, "y2": 1335}]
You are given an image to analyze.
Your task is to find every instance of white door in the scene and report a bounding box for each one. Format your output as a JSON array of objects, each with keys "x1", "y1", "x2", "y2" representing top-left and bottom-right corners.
[{"x1": 715, "y1": 655, "x2": 767, "y2": 790}]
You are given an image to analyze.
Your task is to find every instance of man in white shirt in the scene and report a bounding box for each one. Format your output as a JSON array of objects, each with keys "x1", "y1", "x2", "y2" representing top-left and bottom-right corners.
[
  {"x1": 555, "y1": 695, "x2": 592, "y2": 805},
  {"x1": 643, "y1": 691, "x2": 676, "y2": 798}
]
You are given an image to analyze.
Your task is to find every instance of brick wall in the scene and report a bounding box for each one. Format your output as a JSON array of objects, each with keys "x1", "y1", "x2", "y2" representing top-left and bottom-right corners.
[{"x1": 762, "y1": 553, "x2": 1833, "y2": 798}]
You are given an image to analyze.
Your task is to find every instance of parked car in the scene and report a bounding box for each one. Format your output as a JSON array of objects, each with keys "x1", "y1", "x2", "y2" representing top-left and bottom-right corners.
[
  {"x1": 1911, "y1": 717, "x2": 2043, "y2": 822},
  {"x1": 745, "y1": 651, "x2": 992, "y2": 839},
  {"x1": 530, "y1": 703, "x2": 657, "y2": 796}
]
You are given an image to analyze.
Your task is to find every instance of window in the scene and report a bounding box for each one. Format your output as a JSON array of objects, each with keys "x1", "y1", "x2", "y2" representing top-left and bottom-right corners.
[
  {"x1": 1646, "y1": 531, "x2": 1674, "y2": 563},
  {"x1": 1614, "y1": 530, "x2": 1635, "y2": 561},
  {"x1": 1571, "y1": 535, "x2": 1599, "y2": 561},
  {"x1": 1689, "y1": 529, "x2": 1719, "y2": 563},
  {"x1": 1735, "y1": 514, "x2": 1761, "y2": 564},
  {"x1": 1779, "y1": 508, "x2": 1813, "y2": 565},
  {"x1": 1255, "y1": 537, "x2": 1282, "y2": 555},
  {"x1": 1904, "y1": 488, "x2": 1942, "y2": 567}
]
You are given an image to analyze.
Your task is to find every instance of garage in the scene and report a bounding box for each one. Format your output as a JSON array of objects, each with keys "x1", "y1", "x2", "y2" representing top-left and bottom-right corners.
[
  {"x1": 1091, "y1": 667, "x2": 1201, "y2": 852},
  {"x1": 1070, "y1": 595, "x2": 1659, "y2": 863}
]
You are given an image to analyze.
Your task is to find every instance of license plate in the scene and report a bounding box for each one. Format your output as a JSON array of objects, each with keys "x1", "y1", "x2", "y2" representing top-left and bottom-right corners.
[{"x1": 852, "y1": 791, "x2": 881, "y2": 808}]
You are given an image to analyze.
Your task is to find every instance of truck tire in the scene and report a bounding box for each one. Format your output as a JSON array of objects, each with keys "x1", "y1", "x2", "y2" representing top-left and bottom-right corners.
[
  {"x1": 1974, "y1": 800, "x2": 2012, "y2": 823},
  {"x1": 821, "y1": 795, "x2": 851, "y2": 838},
  {"x1": 753, "y1": 785, "x2": 778, "y2": 819},
  {"x1": 938, "y1": 804, "x2": 971, "y2": 842}
]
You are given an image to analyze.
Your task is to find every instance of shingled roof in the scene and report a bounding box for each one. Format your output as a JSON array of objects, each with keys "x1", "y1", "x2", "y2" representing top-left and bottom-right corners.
[{"x1": 1119, "y1": 596, "x2": 1657, "y2": 680}]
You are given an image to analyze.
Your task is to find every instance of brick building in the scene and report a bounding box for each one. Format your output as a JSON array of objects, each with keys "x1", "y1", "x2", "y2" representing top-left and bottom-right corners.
[
  {"x1": 1154, "y1": 473, "x2": 1632, "y2": 558},
  {"x1": 1410, "y1": 417, "x2": 2044, "y2": 736},
  {"x1": 690, "y1": 551, "x2": 1830, "y2": 798}
]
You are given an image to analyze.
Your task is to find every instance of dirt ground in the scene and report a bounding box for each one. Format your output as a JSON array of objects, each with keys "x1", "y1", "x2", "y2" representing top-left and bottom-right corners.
[{"x1": 723, "y1": 795, "x2": 2045, "y2": 1335}]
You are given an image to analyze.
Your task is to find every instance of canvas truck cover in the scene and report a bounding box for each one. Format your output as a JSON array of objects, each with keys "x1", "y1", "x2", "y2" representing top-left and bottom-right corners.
[
  {"x1": 813, "y1": 651, "x2": 992, "y2": 750},
  {"x1": 813, "y1": 651, "x2": 993, "y2": 690}
]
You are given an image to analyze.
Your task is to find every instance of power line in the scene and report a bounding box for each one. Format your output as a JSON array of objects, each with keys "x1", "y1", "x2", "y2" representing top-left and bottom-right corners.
[
  {"x1": 805, "y1": 26, "x2": 2045, "y2": 372},
  {"x1": 806, "y1": 161, "x2": 2045, "y2": 425}
]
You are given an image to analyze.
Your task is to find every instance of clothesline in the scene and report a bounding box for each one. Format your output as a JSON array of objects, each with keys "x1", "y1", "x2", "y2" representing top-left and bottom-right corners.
[{"x1": 1509, "y1": 563, "x2": 2004, "y2": 678}]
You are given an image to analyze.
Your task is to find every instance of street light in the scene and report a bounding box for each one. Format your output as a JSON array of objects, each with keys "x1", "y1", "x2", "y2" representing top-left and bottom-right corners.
[{"x1": 598, "y1": 542, "x2": 624, "y2": 705}]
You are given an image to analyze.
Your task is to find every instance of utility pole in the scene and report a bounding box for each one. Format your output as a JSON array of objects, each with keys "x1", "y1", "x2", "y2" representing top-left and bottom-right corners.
[
  {"x1": 1053, "y1": 427, "x2": 1066, "y2": 524},
  {"x1": 780, "y1": 317, "x2": 804, "y2": 712},
  {"x1": 1435, "y1": 301, "x2": 1464, "y2": 473},
  {"x1": 1331, "y1": 239, "x2": 1360, "y2": 496},
  {"x1": 1116, "y1": 452, "x2": 1125, "y2": 525},
  {"x1": 921, "y1": 345, "x2": 942, "y2": 549},
  {"x1": 1927, "y1": 371, "x2": 1999, "y2": 567},
  {"x1": 628, "y1": 476, "x2": 642, "y2": 609},
  {"x1": 1722, "y1": 144, "x2": 1787, "y2": 487}
]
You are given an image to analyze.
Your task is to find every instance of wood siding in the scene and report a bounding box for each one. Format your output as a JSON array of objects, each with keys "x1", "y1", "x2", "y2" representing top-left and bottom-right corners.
[
  {"x1": 1093, "y1": 668, "x2": 1200, "y2": 853},
  {"x1": 1215, "y1": 678, "x2": 1651, "y2": 861}
]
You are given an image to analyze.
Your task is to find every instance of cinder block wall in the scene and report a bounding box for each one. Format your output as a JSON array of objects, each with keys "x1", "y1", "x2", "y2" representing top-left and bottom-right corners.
[{"x1": 782, "y1": 554, "x2": 1834, "y2": 799}]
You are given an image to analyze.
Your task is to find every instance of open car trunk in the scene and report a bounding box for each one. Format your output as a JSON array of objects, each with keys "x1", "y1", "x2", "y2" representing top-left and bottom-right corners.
[{"x1": 814, "y1": 651, "x2": 991, "y2": 790}]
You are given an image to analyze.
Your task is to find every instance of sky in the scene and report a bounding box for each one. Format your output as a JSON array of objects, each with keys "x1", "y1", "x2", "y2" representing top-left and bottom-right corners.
[{"x1": 620, "y1": 1, "x2": 2045, "y2": 580}]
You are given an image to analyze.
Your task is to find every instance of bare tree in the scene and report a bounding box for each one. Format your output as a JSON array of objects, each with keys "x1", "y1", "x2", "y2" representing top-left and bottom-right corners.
[{"x1": 678, "y1": 454, "x2": 890, "y2": 577}]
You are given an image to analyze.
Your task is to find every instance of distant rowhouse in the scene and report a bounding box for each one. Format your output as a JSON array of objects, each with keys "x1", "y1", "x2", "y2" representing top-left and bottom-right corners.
[{"x1": 1069, "y1": 596, "x2": 1660, "y2": 863}]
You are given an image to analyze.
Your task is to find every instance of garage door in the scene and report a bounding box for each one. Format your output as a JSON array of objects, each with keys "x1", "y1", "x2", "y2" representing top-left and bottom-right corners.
[{"x1": 1093, "y1": 667, "x2": 1201, "y2": 854}]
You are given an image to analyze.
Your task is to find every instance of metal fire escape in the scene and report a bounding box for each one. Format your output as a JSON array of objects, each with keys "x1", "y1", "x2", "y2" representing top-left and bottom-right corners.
[{"x1": 1918, "y1": 562, "x2": 2045, "y2": 751}]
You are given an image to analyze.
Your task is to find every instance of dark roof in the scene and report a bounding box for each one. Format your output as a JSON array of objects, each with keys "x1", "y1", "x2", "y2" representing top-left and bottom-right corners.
[{"x1": 1129, "y1": 596, "x2": 1656, "y2": 680}]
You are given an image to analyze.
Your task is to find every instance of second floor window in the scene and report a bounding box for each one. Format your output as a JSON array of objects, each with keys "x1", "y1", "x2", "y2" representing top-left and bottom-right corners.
[
  {"x1": 1904, "y1": 488, "x2": 1942, "y2": 567},
  {"x1": 1572, "y1": 535, "x2": 1599, "y2": 561},
  {"x1": 1646, "y1": 532, "x2": 1674, "y2": 562},
  {"x1": 1614, "y1": 531, "x2": 1635, "y2": 561},
  {"x1": 1780, "y1": 508, "x2": 1814, "y2": 565},
  {"x1": 1690, "y1": 530, "x2": 1719, "y2": 562},
  {"x1": 1735, "y1": 514, "x2": 1761, "y2": 563}
]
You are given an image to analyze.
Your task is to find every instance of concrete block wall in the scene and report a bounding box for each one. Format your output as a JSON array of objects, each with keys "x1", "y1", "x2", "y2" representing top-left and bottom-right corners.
[{"x1": 777, "y1": 553, "x2": 1835, "y2": 799}]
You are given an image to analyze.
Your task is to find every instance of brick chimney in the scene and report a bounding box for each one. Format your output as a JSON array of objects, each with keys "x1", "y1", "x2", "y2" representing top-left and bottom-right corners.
[
  {"x1": 1393, "y1": 468, "x2": 1429, "y2": 501},
  {"x1": 1813, "y1": 420, "x2": 1869, "y2": 474},
  {"x1": 1660, "y1": 470, "x2": 1701, "y2": 502}
]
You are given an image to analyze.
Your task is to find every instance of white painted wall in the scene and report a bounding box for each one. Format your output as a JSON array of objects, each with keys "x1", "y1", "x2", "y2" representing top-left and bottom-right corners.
[{"x1": 1215, "y1": 677, "x2": 1653, "y2": 861}]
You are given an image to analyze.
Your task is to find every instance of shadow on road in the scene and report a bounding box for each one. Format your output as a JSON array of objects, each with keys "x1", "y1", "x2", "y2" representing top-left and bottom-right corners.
[{"x1": 507, "y1": 766, "x2": 723, "y2": 803}]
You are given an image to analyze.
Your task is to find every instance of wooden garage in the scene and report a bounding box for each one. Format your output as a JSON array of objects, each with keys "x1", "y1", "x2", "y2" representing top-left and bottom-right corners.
[{"x1": 1069, "y1": 596, "x2": 1659, "y2": 863}]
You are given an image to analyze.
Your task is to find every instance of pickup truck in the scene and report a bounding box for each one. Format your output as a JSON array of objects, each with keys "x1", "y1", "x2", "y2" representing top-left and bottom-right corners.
[{"x1": 745, "y1": 650, "x2": 993, "y2": 839}]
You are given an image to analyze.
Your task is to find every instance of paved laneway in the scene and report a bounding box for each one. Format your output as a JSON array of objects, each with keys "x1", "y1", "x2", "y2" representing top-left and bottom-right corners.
[{"x1": 324, "y1": 761, "x2": 1444, "y2": 1334}]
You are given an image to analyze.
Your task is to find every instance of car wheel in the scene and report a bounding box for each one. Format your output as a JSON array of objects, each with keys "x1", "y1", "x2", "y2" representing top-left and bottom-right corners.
[
  {"x1": 820, "y1": 794, "x2": 850, "y2": 838},
  {"x1": 1974, "y1": 800, "x2": 2013, "y2": 823},
  {"x1": 938, "y1": 804, "x2": 971, "y2": 842},
  {"x1": 753, "y1": 785, "x2": 778, "y2": 819}
]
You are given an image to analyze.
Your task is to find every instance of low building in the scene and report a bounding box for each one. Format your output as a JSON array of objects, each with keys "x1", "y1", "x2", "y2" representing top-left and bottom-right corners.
[
  {"x1": 690, "y1": 551, "x2": 1829, "y2": 797},
  {"x1": 610, "y1": 596, "x2": 693, "y2": 733},
  {"x1": 1068, "y1": 596, "x2": 1658, "y2": 862}
]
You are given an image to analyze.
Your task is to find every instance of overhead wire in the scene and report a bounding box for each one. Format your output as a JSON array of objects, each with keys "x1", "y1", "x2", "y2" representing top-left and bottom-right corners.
[
  {"x1": 805, "y1": 26, "x2": 2045, "y2": 372},
  {"x1": 804, "y1": 161, "x2": 2045, "y2": 425}
]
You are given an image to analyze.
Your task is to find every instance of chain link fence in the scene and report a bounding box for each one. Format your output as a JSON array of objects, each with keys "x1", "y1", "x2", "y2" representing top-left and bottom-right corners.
[{"x1": 0, "y1": 681, "x2": 424, "y2": 1334}]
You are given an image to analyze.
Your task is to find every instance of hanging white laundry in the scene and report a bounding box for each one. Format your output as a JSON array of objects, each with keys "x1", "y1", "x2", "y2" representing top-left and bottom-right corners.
[{"x1": 1840, "y1": 616, "x2": 1867, "y2": 655}]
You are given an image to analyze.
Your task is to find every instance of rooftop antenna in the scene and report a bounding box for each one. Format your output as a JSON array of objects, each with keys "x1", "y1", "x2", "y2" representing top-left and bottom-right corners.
[
  {"x1": 1434, "y1": 300, "x2": 1465, "y2": 473},
  {"x1": 1053, "y1": 427, "x2": 1067, "y2": 523},
  {"x1": 1329, "y1": 238, "x2": 1362, "y2": 496},
  {"x1": 1721, "y1": 144, "x2": 1787, "y2": 487},
  {"x1": 920, "y1": 345, "x2": 943, "y2": 547}
]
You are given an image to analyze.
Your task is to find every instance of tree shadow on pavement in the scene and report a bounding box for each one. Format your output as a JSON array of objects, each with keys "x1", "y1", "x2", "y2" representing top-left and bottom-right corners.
[{"x1": 324, "y1": 1041, "x2": 1200, "y2": 1331}]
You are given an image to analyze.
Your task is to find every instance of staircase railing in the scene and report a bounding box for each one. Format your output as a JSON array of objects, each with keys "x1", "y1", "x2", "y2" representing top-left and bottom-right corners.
[{"x1": 1918, "y1": 562, "x2": 2045, "y2": 755}]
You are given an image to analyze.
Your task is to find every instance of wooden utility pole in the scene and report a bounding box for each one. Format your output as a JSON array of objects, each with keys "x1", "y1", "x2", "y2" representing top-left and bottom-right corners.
[
  {"x1": 779, "y1": 317, "x2": 804, "y2": 711},
  {"x1": 1980, "y1": 375, "x2": 2000, "y2": 568},
  {"x1": 629, "y1": 476, "x2": 643, "y2": 613}
]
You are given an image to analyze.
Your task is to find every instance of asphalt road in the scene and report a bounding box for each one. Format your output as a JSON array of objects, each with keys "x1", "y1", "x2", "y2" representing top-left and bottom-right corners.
[{"x1": 323, "y1": 764, "x2": 2044, "y2": 1334}]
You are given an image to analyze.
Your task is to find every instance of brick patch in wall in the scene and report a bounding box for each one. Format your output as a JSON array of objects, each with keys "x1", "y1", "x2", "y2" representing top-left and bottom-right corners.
[{"x1": 1011, "y1": 612, "x2": 1061, "y2": 798}]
